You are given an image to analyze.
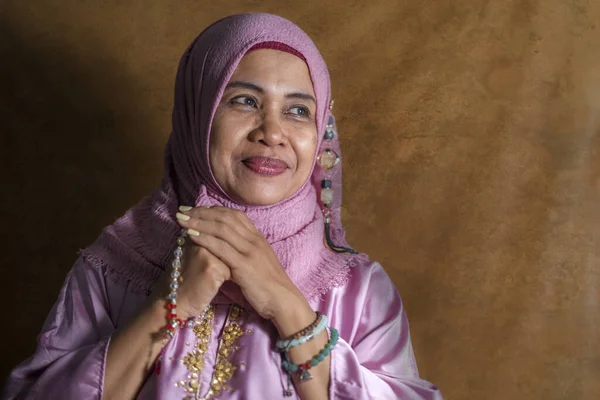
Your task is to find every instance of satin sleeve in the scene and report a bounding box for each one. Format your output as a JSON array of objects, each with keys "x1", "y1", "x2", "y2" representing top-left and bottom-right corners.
[
  {"x1": 324, "y1": 263, "x2": 443, "y2": 400},
  {"x1": 2, "y1": 258, "x2": 114, "y2": 400}
]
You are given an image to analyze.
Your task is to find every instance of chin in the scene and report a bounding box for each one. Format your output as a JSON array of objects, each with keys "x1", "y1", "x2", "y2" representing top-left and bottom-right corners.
[
  {"x1": 231, "y1": 186, "x2": 291, "y2": 206},
  {"x1": 236, "y1": 194, "x2": 286, "y2": 206}
]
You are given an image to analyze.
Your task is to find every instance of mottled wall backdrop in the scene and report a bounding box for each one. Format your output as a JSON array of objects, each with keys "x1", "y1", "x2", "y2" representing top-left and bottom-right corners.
[{"x1": 1, "y1": 1, "x2": 599, "y2": 399}]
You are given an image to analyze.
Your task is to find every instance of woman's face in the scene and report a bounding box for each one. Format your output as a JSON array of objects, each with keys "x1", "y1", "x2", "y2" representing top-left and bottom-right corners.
[{"x1": 210, "y1": 49, "x2": 318, "y2": 206}]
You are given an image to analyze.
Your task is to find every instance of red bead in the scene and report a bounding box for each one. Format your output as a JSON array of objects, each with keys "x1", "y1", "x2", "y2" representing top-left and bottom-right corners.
[
  {"x1": 177, "y1": 318, "x2": 184, "y2": 326},
  {"x1": 166, "y1": 325, "x2": 175, "y2": 331},
  {"x1": 166, "y1": 304, "x2": 176, "y2": 309},
  {"x1": 306, "y1": 363, "x2": 312, "y2": 370},
  {"x1": 167, "y1": 313, "x2": 177, "y2": 319}
]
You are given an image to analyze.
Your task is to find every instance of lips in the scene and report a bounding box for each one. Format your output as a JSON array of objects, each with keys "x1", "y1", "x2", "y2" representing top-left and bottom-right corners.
[{"x1": 242, "y1": 156, "x2": 288, "y2": 176}]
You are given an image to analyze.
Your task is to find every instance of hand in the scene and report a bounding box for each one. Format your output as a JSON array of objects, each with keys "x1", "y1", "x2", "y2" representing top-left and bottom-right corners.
[
  {"x1": 176, "y1": 206, "x2": 308, "y2": 322},
  {"x1": 150, "y1": 229, "x2": 231, "y2": 321}
]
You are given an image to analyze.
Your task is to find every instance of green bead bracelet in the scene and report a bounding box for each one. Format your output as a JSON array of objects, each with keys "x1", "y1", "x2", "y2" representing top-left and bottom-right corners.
[{"x1": 281, "y1": 327, "x2": 340, "y2": 382}]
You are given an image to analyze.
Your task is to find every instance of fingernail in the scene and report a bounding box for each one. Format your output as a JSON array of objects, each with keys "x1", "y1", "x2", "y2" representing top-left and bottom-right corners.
[
  {"x1": 187, "y1": 228, "x2": 200, "y2": 237},
  {"x1": 176, "y1": 212, "x2": 190, "y2": 221},
  {"x1": 179, "y1": 206, "x2": 193, "y2": 212}
]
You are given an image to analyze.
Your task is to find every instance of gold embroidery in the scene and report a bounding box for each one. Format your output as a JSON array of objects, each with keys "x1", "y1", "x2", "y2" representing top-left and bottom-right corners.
[
  {"x1": 206, "y1": 305, "x2": 246, "y2": 398},
  {"x1": 175, "y1": 304, "x2": 248, "y2": 399},
  {"x1": 177, "y1": 305, "x2": 215, "y2": 395}
]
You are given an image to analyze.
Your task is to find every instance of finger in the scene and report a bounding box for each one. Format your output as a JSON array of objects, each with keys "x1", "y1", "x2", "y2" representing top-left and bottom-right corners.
[
  {"x1": 178, "y1": 205, "x2": 210, "y2": 218},
  {"x1": 177, "y1": 206, "x2": 257, "y2": 240},
  {"x1": 178, "y1": 216, "x2": 253, "y2": 255},
  {"x1": 211, "y1": 207, "x2": 258, "y2": 236},
  {"x1": 186, "y1": 231, "x2": 246, "y2": 272},
  {"x1": 180, "y1": 206, "x2": 257, "y2": 235},
  {"x1": 198, "y1": 247, "x2": 232, "y2": 282},
  {"x1": 216, "y1": 207, "x2": 258, "y2": 233},
  {"x1": 183, "y1": 243, "x2": 232, "y2": 280}
]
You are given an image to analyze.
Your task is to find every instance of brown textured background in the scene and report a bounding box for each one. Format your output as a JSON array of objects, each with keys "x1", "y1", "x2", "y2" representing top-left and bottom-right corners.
[{"x1": 1, "y1": 1, "x2": 599, "y2": 399}]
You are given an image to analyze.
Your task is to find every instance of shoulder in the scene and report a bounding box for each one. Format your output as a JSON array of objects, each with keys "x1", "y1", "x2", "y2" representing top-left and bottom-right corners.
[
  {"x1": 45, "y1": 256, "x2": 112, "y2": 316},
  {"x1": 66, "y1": 255, "x2": 135, "y2": 312},
  {"x1": 341, "y1": 255, "x2": 401, "y2": 304},
  {"x1": 67, "y1": 254, "x2": 120, "y2": 303},
  {"x1": 315, "y1": 254, "x2": 403, "y2": 317},
  {"x1": 314, "y1": 255, "x2": 406, "y2": 346},
  {"x1": 75, "y1": 255, "x2": 147, "y2": 328}
]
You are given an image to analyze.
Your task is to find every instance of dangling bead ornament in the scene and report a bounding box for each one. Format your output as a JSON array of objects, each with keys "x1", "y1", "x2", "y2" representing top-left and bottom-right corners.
[
  {"x1": 320, "y1": 179, "x2": 333, "y2": 206},
  {"x1": 317, "y1": 149, "x2": 340, "y2": 170},
  {"x1": 319, "y1": 114, "x2": 358, "y2": 254}
]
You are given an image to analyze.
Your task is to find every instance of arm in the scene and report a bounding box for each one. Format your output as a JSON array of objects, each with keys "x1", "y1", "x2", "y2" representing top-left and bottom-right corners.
[
  {"x1": 271, "y1": 263, "x2": 443, "y2": 400},
  {"x1": 105, "y1": 235, "x2": 232, "y2": 399},
  {"x1": 102, "y1": 296, "x2": 166, "y2": 399},
  {"x1": 272, "y1": 298, "x2": 331, "y2": 400},
  {"x1": 3, "y1": 258, "x2": 114, "y2": 400},
  {"x1": 325, "y1": 263, "x2": 443, "y2": 400},
  {"x1": 3, "y1": 258, "x2": 171, "y2": 400}
]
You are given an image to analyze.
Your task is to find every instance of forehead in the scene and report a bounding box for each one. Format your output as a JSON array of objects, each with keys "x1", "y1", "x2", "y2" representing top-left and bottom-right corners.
[{"x1": 228, "y1": 49, "x2": 315, "y2": 94}]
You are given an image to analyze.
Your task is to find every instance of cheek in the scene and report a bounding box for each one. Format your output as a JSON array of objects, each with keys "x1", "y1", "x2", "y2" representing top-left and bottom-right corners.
[
  {"x1": 209, "y1": 114, "x2": 234, "y2": 176},
  {"x1": 296, "y1": 130, "x2": 319, "y2": 169},
  {"x1": 210, "y1": 114, "x2": 240, "y2": 162}
]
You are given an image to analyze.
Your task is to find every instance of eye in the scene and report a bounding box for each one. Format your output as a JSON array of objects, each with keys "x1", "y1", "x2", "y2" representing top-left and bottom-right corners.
[
  {"x1": 230, "y1": 96, "x2": 257, "y2": 108},
  {"x1": 288, "y1": 106, "x2": 311, "y2": 117}
]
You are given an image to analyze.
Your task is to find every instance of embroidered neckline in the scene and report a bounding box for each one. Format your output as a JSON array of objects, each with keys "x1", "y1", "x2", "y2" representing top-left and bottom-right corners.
[
  {"x1": 176, "y1": 305, "x2": 215, "y2": 394},
  {"x1": 175, "y1": 304, "x2": 247, "y2": 399}
]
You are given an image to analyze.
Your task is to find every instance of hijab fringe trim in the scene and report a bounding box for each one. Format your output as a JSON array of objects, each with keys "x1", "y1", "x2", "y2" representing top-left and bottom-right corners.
[{"x1": 80, "y1": 243, "x2": 369, "y2": 300}]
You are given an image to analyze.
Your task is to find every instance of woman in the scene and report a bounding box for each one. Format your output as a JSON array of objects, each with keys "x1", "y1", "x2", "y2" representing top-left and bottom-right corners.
[{"x1": 3, "y1": 13, "x2": 443, "y2": 400}]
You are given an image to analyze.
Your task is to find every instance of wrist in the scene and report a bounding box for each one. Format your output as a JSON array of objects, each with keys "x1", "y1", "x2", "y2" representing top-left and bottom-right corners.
[
  {"x1": 145, "y1": 296, "x2": 170, "y2": 327},
  {"x1": 272, "y1": 295, "x2": 316, "y2": 338}
]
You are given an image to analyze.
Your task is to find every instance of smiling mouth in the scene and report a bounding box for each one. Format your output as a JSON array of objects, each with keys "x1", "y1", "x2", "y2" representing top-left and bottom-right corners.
[{"x1": 242, "y1": 156, "x2": 288, "y2": 176}]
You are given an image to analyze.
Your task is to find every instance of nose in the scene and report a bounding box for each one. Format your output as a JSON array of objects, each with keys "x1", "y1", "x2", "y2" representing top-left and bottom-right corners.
[{"x1": 248, "y1": 111, "x2": 287, "y2": 147}]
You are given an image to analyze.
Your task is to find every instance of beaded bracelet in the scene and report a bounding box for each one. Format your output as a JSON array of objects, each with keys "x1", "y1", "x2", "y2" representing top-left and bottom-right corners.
[
  {"x1": 280, "y1": 327, "x2": 340, "y2": 395},
  {"x1": 276, "y1": 313, "x2": 328, "y2": 351},
  {"x1": 282, "y1": 312, "x2": 322, "y2": 340},
  {"x1": 162, "y1": 231, "x2": 186, "y2": 337},
  {"x1": 155, "y1": 230, "x2": 207, "y2": 375}
]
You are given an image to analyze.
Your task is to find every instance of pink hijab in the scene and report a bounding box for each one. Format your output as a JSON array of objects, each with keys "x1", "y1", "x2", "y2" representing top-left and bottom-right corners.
[{"x1": 82, "y1": 13, "x2": 365, "y2": 301}]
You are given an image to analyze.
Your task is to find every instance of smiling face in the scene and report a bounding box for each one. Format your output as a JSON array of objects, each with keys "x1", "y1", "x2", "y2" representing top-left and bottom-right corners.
[{"x1": 209, "y1": 49, "x2": 318, "y2": 206}]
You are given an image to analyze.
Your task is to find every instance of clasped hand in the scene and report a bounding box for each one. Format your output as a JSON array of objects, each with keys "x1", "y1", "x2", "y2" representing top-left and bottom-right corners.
[{"x1": 171, "y1": 206, "x2": 308, "y2": 324}]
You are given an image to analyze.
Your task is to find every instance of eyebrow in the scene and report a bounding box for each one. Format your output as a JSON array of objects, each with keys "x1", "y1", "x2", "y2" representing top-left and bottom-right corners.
[{"x1": 226, "y1": 81, "x2": 316, "y2": 104}]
